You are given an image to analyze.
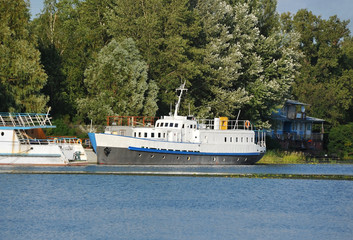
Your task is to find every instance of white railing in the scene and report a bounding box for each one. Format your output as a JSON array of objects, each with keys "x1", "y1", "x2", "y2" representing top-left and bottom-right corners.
[
  {"x1": 0, "y1": 112, "x2": 52, "y2": 127},
  {"x1": 197, "y1": 119, "x2": 254, "y2": 131}
]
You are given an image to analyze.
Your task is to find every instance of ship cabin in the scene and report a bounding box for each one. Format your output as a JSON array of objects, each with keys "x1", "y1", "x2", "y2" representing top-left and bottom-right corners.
[
  {"x1": 105, "y1": 115, "x2": 264, "y2": 150},
  {"x1": 132, "y1": 115, "x2": 200, "y2": 143}
]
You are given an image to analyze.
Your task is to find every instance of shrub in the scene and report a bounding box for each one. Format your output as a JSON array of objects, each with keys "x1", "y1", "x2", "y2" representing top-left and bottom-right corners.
[{"x1": 328, "y1": 123, "x2": 353, "y2": 159}]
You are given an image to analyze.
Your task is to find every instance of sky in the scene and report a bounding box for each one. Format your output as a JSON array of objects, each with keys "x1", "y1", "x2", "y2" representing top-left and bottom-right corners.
[{"x1": 29, "y1": 0, "x2": 353, "y2": 33}]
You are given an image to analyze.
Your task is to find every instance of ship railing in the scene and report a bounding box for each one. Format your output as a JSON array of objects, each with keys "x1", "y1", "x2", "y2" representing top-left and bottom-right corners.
[
  {"x1": 47, "y1": 137, "x2": 83, "y2": 145},
  {"x1": 106, "y1": 116, "x2": 158, "y2": 127},
  {"x1": 0, "y1": 112, "x2": 52, "y2": 127},
  {"x1": 197, "y1": 119, "x2": 254, "y2": 131},
  {"x1": 17, "y1": 137, "x2": 82, "y2": 145},
  {"x1": 255, "y1": 130, "x2": 267, "y2": 147}
]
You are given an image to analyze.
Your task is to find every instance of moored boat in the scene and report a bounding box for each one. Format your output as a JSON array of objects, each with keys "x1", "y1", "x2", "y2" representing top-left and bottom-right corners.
[
  {"x1": 89, "y1": 83, "x2": 266, "y2": 165},
  {"x1": 0, "y1": 111, "x2": 87, "y2": 165}
]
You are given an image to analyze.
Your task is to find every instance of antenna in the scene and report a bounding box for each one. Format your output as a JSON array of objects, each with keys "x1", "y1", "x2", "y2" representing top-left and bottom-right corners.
[
  {"x1": 174, "y1": 82, "x2": 187, "y2": 117},
  {"x1": 234, "y1": 110, "x2": 241, "y2": 129}
]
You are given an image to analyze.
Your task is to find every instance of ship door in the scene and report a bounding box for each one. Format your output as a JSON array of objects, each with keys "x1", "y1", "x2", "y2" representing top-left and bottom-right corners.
[{"x1": 168, "y1": 131, "x2": 174, "y2": 141}]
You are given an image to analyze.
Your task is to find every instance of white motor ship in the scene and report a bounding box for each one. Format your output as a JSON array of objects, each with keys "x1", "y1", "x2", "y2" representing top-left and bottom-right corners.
[
  {"x1": 89, "y1": 83, "x2": 266, "y2": 165},
  {"x1": 0, "y1": 111, "x2": 87, "y2": 165}
]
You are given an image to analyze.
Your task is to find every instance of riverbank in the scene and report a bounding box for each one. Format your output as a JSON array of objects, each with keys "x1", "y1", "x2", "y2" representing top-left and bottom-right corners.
[{"x1": 258, "y1": 150, "x2": 353, "y2": 164}]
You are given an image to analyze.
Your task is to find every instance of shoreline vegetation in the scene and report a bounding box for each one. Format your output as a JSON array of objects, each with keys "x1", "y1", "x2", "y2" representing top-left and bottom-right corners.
[
  {"x1": 1, "y1": 170, "x2": 352, "y2": 181},
  {"x1": 259, "y1": 150, "x2": 353, "y2": 164}
]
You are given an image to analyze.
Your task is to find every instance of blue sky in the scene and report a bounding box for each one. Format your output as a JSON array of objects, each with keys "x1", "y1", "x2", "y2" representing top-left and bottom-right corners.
[{"x1": 29, "y1": 0, "x2": 353, "y2": 32}]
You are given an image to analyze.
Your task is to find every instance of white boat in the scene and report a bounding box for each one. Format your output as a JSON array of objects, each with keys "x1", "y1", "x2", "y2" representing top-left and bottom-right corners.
[
  {"x1": 0, "y1": 111, "x2": 87, "y2": 165},
  {"x1": 89, "y1": 83, "x2": 266, "y2": 165}
]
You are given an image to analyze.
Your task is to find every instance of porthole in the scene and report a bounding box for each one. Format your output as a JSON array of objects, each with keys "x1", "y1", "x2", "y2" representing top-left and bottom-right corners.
[
  {"x1": 187, "y1": 156, "x2": 190, "y2": 161},
  {"x1": 1, "y1": 132, "x2": 4, "y2": 136},
  {"x1": 138, "y1": 154, "x2": 142, "y2": 157},
  {"x1": 151, "y1": 154, "x2": 154, "y2": 158},
  {"x1": 162, "y1": 156, "x2": 165, "y2": 159}
]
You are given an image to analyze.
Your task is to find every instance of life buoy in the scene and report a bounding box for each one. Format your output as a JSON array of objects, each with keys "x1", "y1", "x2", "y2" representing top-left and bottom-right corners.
[
  {"x1": 76, "y1": 138, "x2": 82, "y2": 145},
  {"x1": 245, "y1": 120, "x2": 250, "y2": 129}
]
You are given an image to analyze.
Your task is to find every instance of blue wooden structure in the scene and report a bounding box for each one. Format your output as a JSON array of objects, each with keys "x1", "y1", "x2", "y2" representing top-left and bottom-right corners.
[{"x1": 271, "y1": 100, "x2": 325, "y2": 151}]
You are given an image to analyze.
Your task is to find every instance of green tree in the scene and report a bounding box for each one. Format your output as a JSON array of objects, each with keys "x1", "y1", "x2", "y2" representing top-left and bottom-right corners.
[
  {"x1": 289, "y1": 10, "x2": 352, "y2": 125},
  {"x1": 32, "y1": 0, "x2": 112, "y2": 117},
  {"x1": 106, "y1": 0, "x2": 203, "y2": 115},
  {"x1": 0, "y1": 0, "x2": 48, "y2": 112},
  {"x1": 196, "y1": 1, "x2": 301, "y2": 125},
  {"x1": 77, "y1": 38, "x2": 158, "y2": 124},
  {"x1": 328, "y1": 123, "x2": 353, "y2": 159}
]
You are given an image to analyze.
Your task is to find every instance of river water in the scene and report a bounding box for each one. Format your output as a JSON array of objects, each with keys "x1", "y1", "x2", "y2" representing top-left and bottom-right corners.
[{"x1": 1, "y1": 164, "x2": 353, "y2": 240}]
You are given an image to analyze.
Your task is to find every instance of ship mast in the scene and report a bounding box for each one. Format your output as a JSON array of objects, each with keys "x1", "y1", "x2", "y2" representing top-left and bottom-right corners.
[{"x1": 174, "y1": 82, "x2": 187, "y2": 117}]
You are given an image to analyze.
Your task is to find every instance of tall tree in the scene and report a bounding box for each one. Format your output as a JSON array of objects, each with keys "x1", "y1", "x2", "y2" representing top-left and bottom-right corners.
[
  {"x1": 106, "y1": 0, "x2": 203, "y2": 115},
  {"x1": 196, "y1": 1, "x2": 301, "y2": 125},
  {"x1": 0, "y1": 0, "x2": 48, "y2": 112},
  {"x1": 289, "y1": 10, "x2": 352, "y2": 125},
  {"x1": 32, "y1": 0, "x2": 112, "y2": 117},
  {"x1": 77, "y1": 38, "x2": 158, "y2": 124}
]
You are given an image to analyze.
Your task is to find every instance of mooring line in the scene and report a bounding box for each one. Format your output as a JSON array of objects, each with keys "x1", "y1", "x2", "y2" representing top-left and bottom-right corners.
[{"x1": 0, "y1": 170, "x2": 353, "y2": 180}]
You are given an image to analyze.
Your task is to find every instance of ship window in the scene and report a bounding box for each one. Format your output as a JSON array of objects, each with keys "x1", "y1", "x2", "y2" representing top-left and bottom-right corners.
[
  {"x1": 158, "y1": 133, "x2": 161, "y2": 138},
  {"x1": 224, "y1": 137, "x2": 227, "y2": 142},
  {"x1": 134, "y1": 132, "x2": 136, "y2": 137},
  {"x1": 170, "y1": 123, "x2": 174, "y2": 127},
  {"x1": 246, "y1": 137, "x2": 248, "y2": 142},
  {"x1": 160, "y1": 122, "x2": 164, "y2": 127},
  {"x1": 144, "y1": 132, "x2": 147, "y2": 137},
  {"x1": 194, "y1": 125, "x2": 196, "y2": 129},
  {"x1": 236, "y1": 137, "x2": 238, "y2": 142},
  {"x1": 156, "y1": 123, "x2": 160, "y2": 127},
  {"x1": 230, "y1": 137, "x2": 233, "y2": 142},
  {"x1": 165, "y1": 123, "x2": 169, "y2": 127},
  {"x1": 151, "y1": 133, "x2": 155, "y2": 138},
  {"x1": 138, "y1": 132, "x2": 141, "y2": 137},
  {"x1": 182, "y1": 124, "x2": 185, "y2": 128},
  {"x1": 251, "y1": 137, "x2": 253, "y2": 142},
  {"x1": 175, "y1": 123, "x2": 178, "y2": 128},
  {"x1": 241, "y1": 137, "x2": 243, "y2": 142},
  {"x1": 190, "y1": 125, "x2": 193, "y2": 129},
  {"x1": 163, "y1": 133, "x2": 166, "y2": 138}
]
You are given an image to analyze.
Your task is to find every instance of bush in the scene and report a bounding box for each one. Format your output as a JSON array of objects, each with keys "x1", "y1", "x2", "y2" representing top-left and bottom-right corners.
[
  {"x1": 45, "y1": 115, "x2": 87, "y2": 138},
  {"x1": 328, "y1": 123, "x2": 353, "y2": 159}
]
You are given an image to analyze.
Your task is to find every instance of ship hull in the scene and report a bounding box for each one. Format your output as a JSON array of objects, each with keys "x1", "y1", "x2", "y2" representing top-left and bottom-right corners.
[{"x1": 96, "y1": 146, "x2": 264, "y2": 165}]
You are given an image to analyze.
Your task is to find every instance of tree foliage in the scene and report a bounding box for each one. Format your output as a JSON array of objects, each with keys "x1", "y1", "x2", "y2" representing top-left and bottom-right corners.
[
  {"x1": 31, "y1": 0, "x2": 112, "y2": 117},
  {"x1": 283, "y1": 9, "x2": 353, "y2": 126},
  {"x1": 328, "y1": 123, "x2": 353, "y2": 158},
  {"x1": 106, "y1": 0, "x2": 203, "y2": 115},
  {"x1": 0, "y1": 0, "x2": 48, "y2": 112},
  {"x1": 196, "y1": 1, "x2": 301, "y2": 125},
  {"x1": 2, "y1": 0, "x2": 353, "y2": 136},
  {"x1": 77, "y1": 38, "x2": 158, "y2": 124}
]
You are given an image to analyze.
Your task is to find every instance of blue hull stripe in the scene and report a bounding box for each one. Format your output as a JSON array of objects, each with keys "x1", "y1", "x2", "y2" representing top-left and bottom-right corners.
[{"x1": 128, "y1": 146, "x2": 260, "y2": 156}]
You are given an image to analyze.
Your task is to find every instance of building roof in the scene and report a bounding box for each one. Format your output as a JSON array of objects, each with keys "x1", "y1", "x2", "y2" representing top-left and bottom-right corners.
[
  {"x1": 285, "y1": 99, "x2": 309, "y2": 106},
  {"x1": 271, "y1": 112, "x2": 325, "y2": 123}
]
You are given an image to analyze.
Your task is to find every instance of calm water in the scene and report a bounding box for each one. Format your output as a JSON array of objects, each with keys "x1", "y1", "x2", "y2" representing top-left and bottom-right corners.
[{"x1": 1, "y1": 165, "x2": 353, "y2": 240}]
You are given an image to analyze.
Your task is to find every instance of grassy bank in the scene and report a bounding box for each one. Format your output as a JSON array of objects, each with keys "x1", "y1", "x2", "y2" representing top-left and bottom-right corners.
[{"x1": 258, "y1": 150, "x2": 344, "y2": 164}]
